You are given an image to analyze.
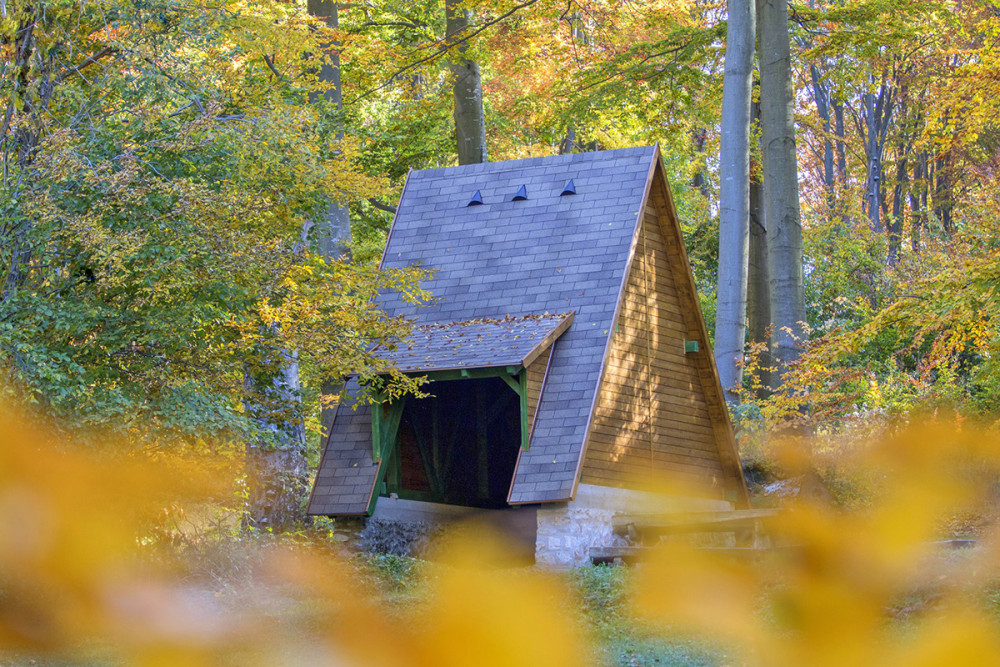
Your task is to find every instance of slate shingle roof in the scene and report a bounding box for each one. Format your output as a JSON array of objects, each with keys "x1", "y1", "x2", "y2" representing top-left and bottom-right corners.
[
  {"x1": 361, "y1": 312, "x2": 574, "y2": 374},
  {"x1": 308, "y1": 146, "x2": 657, "y2": 515}
]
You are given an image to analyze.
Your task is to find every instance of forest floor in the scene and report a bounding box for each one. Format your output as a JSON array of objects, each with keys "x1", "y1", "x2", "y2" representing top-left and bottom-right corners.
[
  {"x1": 3, "y1": 513, "x2": 999, "y2": 666},
  {"x1": 0, "y1": 543, "x2": 730, "y2": 666},
  {"x1": 4, "y1": 542, "x2": 1000, "y2": 666}
]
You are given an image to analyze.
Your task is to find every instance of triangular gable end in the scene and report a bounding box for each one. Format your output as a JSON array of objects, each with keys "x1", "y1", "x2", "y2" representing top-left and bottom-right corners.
[{"x1": 571, "y1": 154, "x2": 749, "y2": 507}]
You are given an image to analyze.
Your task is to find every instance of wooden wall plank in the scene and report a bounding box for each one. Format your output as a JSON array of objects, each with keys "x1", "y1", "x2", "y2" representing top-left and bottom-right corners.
[{"x1": 581, "y1": 161, "x2": 749, "y2": 506}]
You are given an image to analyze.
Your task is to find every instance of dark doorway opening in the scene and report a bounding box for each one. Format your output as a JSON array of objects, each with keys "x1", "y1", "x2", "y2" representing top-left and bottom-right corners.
[{"x1": 384, "y1": 377, "x2": 521, "y2": 509}]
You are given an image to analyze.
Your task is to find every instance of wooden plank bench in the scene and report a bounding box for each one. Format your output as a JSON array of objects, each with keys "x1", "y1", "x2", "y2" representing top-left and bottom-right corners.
[
  {"x1": 589, "y1": 544, "x2": 800, "y2": 565},
  {"x1": 613, "y1": 509, "x2": 781, "y2": 543}
]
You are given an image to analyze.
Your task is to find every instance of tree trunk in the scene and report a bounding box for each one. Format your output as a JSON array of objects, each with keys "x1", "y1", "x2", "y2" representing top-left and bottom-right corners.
[
  {"x1": 691, "y1": 129, "x2": 712, "y2": 199},
  {"x1": 747, "y1": 95, "x2": 771, "y2": 398},
  {"x1": 308, "y1": 0, "x2": 352, "y2": 439},
  {"x1": 560, "y1": 124, "x2": 576, "y2": 154},
  {"x1": 809, "y1": 64, "x2": 835, "y2": 202},
  {"x1": 834, "y1": 99, "x2": 847, "y2": 185},
  {"x1": 714, "y1": 0, "x2": 756, "y2": 405},
  {"x1": 934, "y1": 152, "x2": 954, "y2": 235},
  {"x1": 559, "y1": 14, "x2": 585, "y2": 156},
  {"x1": 758, "y1": 0, "x2": 806, "y2": 387},
  {"x1": 855, "y1": 81, "x2": 895, "y2": 234},
  {"x1": 2, "y1": 9, "x2": 43, "y2": 305},
  {"x1": 446, "y1": 0, "x2": 487, "y2": 164},
  {"x1": 888, "y1": 149, "x2": 907, "y2": 266},
  {"x1": 910, "y1": 151, "x2": 927, "y2": 251},
  {"x1": 244, "y1": 338, "x2": 309, "y2": 531}
]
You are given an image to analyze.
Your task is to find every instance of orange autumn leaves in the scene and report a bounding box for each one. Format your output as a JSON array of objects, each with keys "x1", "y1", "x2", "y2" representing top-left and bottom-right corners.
[
  {"x1": 636, "y1": 425, "x2": 1000, "y2": 666},
  {"x1": 5, "y1": 402, "x2": 1000, "y2": 665},
  {"x1": 0, "y1": 406, "x2": 587, "y2": 665},
  {"x1": 0, "y1": 408, "x2": 238, "y2": 661}
]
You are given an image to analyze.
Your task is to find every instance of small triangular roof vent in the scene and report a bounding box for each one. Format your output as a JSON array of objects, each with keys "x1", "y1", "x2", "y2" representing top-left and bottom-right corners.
[
  {"x1": 468, "y1": 190, "x2": 484, "y2": 206},
  {"x1": 561, "y1": 179, "x2": 576, "y2": 196},
  {"x1": 512, "y1": 184, "x2": 528, "y2": 201}
]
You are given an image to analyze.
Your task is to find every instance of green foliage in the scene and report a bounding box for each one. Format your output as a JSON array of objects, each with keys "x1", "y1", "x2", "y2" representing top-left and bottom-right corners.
[{"x1": 0, "y1": 0, "x2": 429, "y2": 447}]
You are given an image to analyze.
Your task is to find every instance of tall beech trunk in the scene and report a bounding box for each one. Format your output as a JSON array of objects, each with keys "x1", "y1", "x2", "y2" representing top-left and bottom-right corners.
[
  {"x1": 715, "y1": 0, "x2": 756, "y2": 404},
  {"x1": 446, "y1": 0, "x2": 487, "y2": 164},
  {"x1": 2, "y1": 8, "x2": 44, "y2": 305},
  {"x1": 559, "y1": 14, "x2": 585, "y2": 155},
  {"x1": 888, "y1": 151, "x2": 907, "y2": 266},
  {"x1": 758, "y1": 0, "x2": 805, "y2": 387},
  {"x1": 934, "y1": 152, "x2": 954, "y2": 234},
  {"x1": 308, "y1": 0, "x2": 352, "y2": 439},
  {"x1": 834, "y1": 99, "x2": 847, "y2": 185},
  {"x1": 854, "y1": 81, "x2": 895, "y2": 234},
  {"x1": 748, "y1": 95, "x2": 772, "y2": 398}
]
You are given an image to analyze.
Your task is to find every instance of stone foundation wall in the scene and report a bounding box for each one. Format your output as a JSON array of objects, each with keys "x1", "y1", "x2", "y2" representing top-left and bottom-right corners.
[{"x1": 535, "y1": 483, "x2": 732, "y2": 568}]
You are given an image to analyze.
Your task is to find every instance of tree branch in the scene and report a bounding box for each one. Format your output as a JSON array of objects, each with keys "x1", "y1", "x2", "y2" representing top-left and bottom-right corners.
[
  {"x1": 367, "y1": 197, "x2": 396, "y2": 214},
  {"x1": 346, "y1": 0, "x2": 539, "y2": 105},
  {"x1": 262, "y1": 53, "x2": 287, "y2": 82},
  {"x1": 55, "y1": 46, "x2": 116, "y2": 84},
  {"x1": 0, "y1": 99, "x2": 13, "y2": 140}
]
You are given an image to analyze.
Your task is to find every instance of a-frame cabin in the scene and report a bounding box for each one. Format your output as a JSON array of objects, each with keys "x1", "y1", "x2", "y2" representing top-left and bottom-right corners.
[{"x1": 308, "y1": 146, "x2": 749, "y2": 566}]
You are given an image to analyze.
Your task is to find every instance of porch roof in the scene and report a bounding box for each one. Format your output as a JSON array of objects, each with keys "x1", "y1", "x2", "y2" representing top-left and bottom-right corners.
[{"x1": 367, "y1": 311, "x2": 574, "y2": 374}]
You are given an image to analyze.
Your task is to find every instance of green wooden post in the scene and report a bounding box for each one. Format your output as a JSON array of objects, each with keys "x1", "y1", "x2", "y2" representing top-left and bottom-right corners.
[
  {"x1": 371, "y1": 399, "x2": 384, "y2": 461},
  {"x1": 366, "y1": 397, "x2": 406, "y2": 516},
  {"x1": 518, "y1": 370, "x2": 529, "y2": 451},
  {"x1": 366, "y1": 462, "x2": 386, "y2": 515}
]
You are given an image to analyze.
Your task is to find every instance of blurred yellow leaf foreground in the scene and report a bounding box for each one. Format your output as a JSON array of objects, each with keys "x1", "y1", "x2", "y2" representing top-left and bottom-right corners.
[{"x1": 4, "y1": 403, "x2": 1000, "y2": 666}]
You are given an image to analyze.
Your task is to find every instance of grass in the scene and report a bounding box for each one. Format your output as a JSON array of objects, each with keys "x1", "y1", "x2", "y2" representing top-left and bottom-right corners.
[
  {"x1": 568, "y1": 565, "x2": 731, "y2": 667},
  {"x1": 344, "y1": 551, "x2": 731, "y2": 666}
]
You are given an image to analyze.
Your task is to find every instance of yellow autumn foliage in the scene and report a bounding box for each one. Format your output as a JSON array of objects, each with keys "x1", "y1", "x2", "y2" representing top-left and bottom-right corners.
[{"x1": 4, "y1": 401, "x2": 1000, "y2": 665}]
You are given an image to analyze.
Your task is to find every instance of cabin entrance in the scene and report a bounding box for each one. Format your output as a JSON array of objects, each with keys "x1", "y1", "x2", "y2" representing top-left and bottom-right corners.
[{"x1": 381, "y1": 377, "x2": 522, "y2": 509}]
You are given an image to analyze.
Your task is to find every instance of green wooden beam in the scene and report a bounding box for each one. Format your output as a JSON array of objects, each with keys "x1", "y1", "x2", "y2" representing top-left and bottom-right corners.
[
  {"x1": 371, "y1": 401, "x2": 383, "y2": 461},
  {"x1": 366, "y1": 398, "x2": 406, "y2": 516},
  {"x1": 412, "y1": 365, "x2": 522, "y2": 383},
  {"x1": 499, "y1": 372, "x2": 523, "y2": 396},
  {"x1": 383, "y1": 399, "x2": 405, "y2": 454}
]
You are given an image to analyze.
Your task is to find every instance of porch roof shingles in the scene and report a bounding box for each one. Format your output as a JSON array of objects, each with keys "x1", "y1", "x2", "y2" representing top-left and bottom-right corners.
[
  {"x1": 307, "y1": 381, "x2": 379, "y2": 516},
  {"x1": 308, "y1": 146, "x2": 656, "y2": 514},
  {"x1": 369, "y1": 312, "x2": 574, "y2": 374}
]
